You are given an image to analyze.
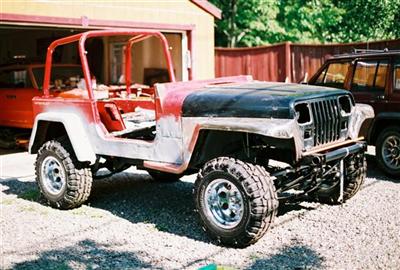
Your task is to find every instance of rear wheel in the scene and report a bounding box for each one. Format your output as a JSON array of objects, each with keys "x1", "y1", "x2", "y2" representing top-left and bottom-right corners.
[
  {"x1": 311, "y1": 153, "x2": 366, "y2": 204},
  {"x1": 376, "y1": 126, "x2": 400, "y2": 177},
  {"x1": 35, "y1": 138, "x2": 92, "y2": 209},
  {"x1": 194, "y1": 157, "x2": 278, "y2": 247}
]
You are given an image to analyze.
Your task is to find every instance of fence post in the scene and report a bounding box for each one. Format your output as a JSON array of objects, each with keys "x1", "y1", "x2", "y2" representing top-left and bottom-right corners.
[{"x1": 284, "y1": 42, "x2": 291, "y2": 82}]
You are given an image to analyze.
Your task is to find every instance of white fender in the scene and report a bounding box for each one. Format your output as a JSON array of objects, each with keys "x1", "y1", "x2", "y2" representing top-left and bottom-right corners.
[{"x1": 29, "y1": 112, "x2": 96, "y2": 164}]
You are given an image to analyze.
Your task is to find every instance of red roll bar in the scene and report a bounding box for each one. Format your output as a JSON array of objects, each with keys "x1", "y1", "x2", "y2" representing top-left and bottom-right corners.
[{"x1": 43, "y1": 29, "x2": 176, "y2": 99}]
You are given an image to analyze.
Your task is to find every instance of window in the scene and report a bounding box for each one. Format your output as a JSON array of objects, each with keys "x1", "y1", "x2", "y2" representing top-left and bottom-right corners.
[
  {"x1": 0, "y1": 69, "x2": 31, "y2": 88},
  {"x1": 32, "y1": 66, "x2": 83, "y2": 89},
  {"x1": 315, "y1": 61, "x2": 350, "y2": 89},
  {"x1": 110, "y1": 43, "x2": 125, "y2": 85},
  {"x1": 394, "y1": 58, "x2": 400, "y2": 91},
  {"x1": 351, "y1": 60, "x2": 388, "y2": 92}
]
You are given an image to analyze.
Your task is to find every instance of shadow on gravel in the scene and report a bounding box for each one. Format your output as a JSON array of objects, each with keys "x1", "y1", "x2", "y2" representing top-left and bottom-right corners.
[
  {"x1": 89, "y1": 171, "x2": 211, "y2": 243},
  {"x1": 11, "y1": 239, "x2": 157, "y2": 270},
  {"x1": 246, "y1": 245, "x2": 323, "y2": 270},
  {"x1": 0, "y1": 177, "x2": 41, "y2": 201},
  {"x1": 365, "y1": 154, "x2": 399, "y2": 183},
  {"x1": 277, "y1": 202, "x2": 318, "y2": 217}
]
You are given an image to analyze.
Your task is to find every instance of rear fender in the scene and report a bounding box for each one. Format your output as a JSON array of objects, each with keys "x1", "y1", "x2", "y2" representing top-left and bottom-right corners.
[{"x1": 29, "y1": 112, "x2": 96, "y2": 164}]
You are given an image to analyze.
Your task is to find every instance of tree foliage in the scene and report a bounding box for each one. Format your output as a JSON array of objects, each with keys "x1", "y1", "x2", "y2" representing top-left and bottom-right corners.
[
  {"x1": 335, "y1": 0, "x2": 400, "y2": 42},
  {"x1": 212, "y1": 0, "x2": 284, "y2": 47},
  {"x1": 210, "y1": 0, "x2": 400, "y2": 47}
]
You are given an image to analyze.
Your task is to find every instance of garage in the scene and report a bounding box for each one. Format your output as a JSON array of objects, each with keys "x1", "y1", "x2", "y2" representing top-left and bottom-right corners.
[{"x1": 0, "y1": 1, "x2": 221, "y2": 147}]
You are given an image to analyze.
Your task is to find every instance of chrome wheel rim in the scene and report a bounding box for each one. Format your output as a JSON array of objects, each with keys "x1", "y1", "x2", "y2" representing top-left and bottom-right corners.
[
  {"x1": 204, "y1": 179, "x2": 244, "y2": 229},
  {"x1": 41, "y1": 156, "x2": 66, "y2": 196},
  {"x1": 382, "y1": 135, "x2": 400, "y2": 170}
]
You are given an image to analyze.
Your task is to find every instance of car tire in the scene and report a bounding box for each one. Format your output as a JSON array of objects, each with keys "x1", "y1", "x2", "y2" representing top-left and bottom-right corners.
[
  {"x1": 376, "y1": 126, "x2": 400, "y2": 177},
  {"x1": 35, "y1": 138, "x2": 93, "y2": 209},
  {"x1": 311, "y1": 153, "x2": 366, "y2": 204},
  {"x1": 194, "y1": 157, "x2": 278, "y2": 247}
]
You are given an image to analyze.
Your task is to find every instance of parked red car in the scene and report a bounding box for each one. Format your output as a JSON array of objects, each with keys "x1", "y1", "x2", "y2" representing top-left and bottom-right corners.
[{"x1": 0, "y1": 63, "x2": 83, "y2": 129}]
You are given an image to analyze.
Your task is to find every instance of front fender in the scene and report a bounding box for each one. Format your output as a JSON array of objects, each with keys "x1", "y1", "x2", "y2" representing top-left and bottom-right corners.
[
  {"x1": 348, "y1": 103, "x2": 375, "y2": 140},
  {"x1": 29, "y1": 112, "x2": 96, "y2": 164},
  {"x1": 181, "y1": 116, "x2": 303, "y2": 161}
]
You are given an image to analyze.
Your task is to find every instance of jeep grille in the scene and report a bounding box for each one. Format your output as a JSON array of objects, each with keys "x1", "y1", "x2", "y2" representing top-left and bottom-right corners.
[
  {"x1": 311, "y1": 98, "x2": 341, "y2": 145},
  {"x1": 296, "y1": 95, "x2": 352, "y2": 149}
]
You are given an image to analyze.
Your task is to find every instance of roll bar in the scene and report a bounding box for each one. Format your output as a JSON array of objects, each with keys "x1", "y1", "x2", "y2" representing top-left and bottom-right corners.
[{"x1": 43, "y1": 29, "x2": 176, "y2": 99}]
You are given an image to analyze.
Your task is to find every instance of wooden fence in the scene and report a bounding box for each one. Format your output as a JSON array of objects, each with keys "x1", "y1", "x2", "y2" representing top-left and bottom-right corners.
[{"x1": 215, "y1": 39, "x2": 400, "y2": 83}]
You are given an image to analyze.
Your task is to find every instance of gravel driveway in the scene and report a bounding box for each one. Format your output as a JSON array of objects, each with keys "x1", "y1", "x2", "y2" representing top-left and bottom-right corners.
[{"x1": 1, "y1": 148, "x2": 399, "y2": 269}]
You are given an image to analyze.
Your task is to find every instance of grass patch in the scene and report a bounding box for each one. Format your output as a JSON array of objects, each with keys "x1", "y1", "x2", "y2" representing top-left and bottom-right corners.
[
  {"x1": 1, "y1": 198, "x2": 16, "y2": 205},
  {"x1": 17, "y1": 204, "x2": 49, "y2": 215},
  {"x1": 19, "y1": 189, "x2": 40, "y2": 201},
  {"x1": 70, "y1": 206, "x2": 105, "y2": 218},
  {"x1": 18, "y1": 204, "x2": 37, "y2": 212},
  {"x1": 249, "y1": 253, "x2": 261, "y2": 261},
  {"x1": 71, "y1": 207, "x2": 88, "y2": 216},
  {"x1": 89, "y1": 211, "x2": 105, "y2": 218}
]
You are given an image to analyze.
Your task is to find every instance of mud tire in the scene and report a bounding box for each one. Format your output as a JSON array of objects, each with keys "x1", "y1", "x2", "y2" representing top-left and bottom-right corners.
[
  {"x1": 194, "y1": 157, "x2": 278, "y2": 247},
  {"x1": 35, "y1": 138, "x2": 92, "y2": 209}
]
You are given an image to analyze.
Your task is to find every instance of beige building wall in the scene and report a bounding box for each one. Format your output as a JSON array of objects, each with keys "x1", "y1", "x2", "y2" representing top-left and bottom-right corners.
[{"x1": 0, "y1": 0, "x2": 216, "y2": 79}]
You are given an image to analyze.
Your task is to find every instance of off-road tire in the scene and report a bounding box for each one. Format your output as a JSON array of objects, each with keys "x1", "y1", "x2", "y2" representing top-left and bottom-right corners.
[
  {"x1": 35, "y1": 138, "x2": 92, "y2": 209},
  {"x1": 194, "y1": 157, "x2": 278, "y2": 248},
  {"x1": 147, "y1": 170, "x2": 182, "y2": 182},
  {"x1": 376, "y1": 126, "x2": 400, "y2": 177},
  {"x1": 311, "y1": 153, "x2": 366, "y2": 204}
]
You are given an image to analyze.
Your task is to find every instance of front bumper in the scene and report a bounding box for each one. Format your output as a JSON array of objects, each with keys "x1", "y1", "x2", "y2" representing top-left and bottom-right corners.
[
  {"x1": 309, "y1": 142, "x2": 368, "y2": 166},
  {"x1": 324, "y1": 142, "x2": 367, "y2": 163}
]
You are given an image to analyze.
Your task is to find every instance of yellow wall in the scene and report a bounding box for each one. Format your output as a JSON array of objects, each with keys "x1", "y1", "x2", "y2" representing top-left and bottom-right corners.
[{"x1": 0, "y1": 0, "x2": 215, "y2": 79}]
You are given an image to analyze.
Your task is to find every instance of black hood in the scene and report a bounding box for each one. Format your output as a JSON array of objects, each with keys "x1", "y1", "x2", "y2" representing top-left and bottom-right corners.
[{"x1": 182, "y1": 82, "x2": 349, "y2": 119}]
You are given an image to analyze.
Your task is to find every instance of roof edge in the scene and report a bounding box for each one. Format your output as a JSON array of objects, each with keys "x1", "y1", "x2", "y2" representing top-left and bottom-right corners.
[{"x1": 190, "y1": 0, "x2": 221, "y2": 19}]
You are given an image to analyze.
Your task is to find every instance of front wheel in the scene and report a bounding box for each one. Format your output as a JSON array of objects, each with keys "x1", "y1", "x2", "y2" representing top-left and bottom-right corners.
[
  {"x1": 194, "y1": 157, "x2": 278, "y2": 247},
  {"x1": 35, "y1": 139, "x2": 93, "y2": 209},
  {"x1": 376, "y1": 126, "x2": 400, "y2": 177}
]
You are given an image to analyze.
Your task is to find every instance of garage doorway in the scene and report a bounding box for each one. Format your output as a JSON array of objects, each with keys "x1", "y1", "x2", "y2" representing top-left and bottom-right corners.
[{"x1": 0, "y1": 25, "x2": 186, "y2": 85}]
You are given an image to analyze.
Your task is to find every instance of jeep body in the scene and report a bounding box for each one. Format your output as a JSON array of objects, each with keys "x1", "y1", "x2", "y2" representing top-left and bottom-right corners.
[
  {"x1": 29, "y1": 29, "x2": 374, "y2": 247},
  {"x1": 308, "y1": 50, "x2": 400, "y2": 176}
]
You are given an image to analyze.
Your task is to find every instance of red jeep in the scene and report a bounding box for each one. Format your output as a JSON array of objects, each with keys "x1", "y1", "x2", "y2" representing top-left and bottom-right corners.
[{"x1": 29, "y1": 29, "x2": 373, "y2": 247}]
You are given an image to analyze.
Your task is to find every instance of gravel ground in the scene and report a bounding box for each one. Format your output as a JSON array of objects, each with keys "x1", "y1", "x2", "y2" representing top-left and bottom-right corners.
[{"x1": 1, "y1": 149, "x2": 399, "y2": 269}]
